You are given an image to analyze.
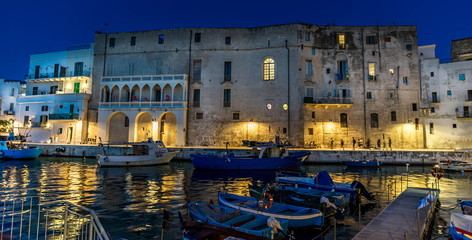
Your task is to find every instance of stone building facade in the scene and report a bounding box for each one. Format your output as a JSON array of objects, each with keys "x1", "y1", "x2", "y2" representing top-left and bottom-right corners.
[{"x1": 90, "y1": 24, "x2": 423, "y2": 148}]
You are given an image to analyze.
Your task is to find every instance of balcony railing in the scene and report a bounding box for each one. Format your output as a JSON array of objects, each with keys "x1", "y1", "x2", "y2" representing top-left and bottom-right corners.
[
  {"x1": 26, "y1": 71, "x2": 91, "y2": 80},
  {"x1": 465, "y1": 95, "x2": 472, "y2": 102},
  {"x1": 336, "y1": 73, "x2": 349, "y2": 81},
  {"x1": 3, "y1": 111, "x2": 15, "y2": 115},
  {"x1": 368, "y1": 75, "x2": 377, "y2": 81},
  {"x1": 99, "y1": 101, "x2": 186, "y2": 109},
  {"x1": 49, "y1": 113, "x2": 79, "y2": 120},
  {"x1": 101, "y1": 74, "x2": 186, "y2": 82},
  {"x1": 223, "y1": 75, "x2": 232, "y2": 82},
  {"x1": 304, "y1": 97, "x2": 352, "y2": 105}
]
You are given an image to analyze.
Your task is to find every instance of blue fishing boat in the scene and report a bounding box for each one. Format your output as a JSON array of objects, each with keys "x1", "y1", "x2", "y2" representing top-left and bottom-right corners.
[
  {"x1": 460, "y1": 200, "x2": 472, "y2": 215},
  {"x1": 0, "y1": 141, "x2": 42, "y2": 160},
  {"x1": 276, "y1": 171, "x2": 375, "y2": 202},
  {"x1": 344, "y1": 159, "x2": 381, "y2": 168},
  {"x1": 450, "y1": 213, "x2": 472, "y2": 240},
  {"x1": 218, "y1": 191, "x2": 323, "y2": 227},
  {"x1": 187, "y1": 202, "x2": 289, "y2": 240},
  {"x1": 191, "y1": 143, "x2": 310, "y2": 170}
]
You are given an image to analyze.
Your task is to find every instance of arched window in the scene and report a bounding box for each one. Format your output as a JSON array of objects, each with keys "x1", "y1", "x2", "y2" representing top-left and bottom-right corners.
[
  {"x1": 263, "y1": 58, "x2": 275, "y2": 81},
  {"x1": 371, "y1": 113, "x2": 379, "y2": 128},
  {"x1": 340, "y1": 113, "x2": 348, "y2": 127}
]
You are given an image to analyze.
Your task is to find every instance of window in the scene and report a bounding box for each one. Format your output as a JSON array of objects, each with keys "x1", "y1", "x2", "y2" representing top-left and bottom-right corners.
[
  {"x1": 464, "y1": 106, "x2": 469, "y2": 118},
  {"x1": 459, "y1": 74, "x2": 465, "y2": 81},
  {"x1": 312, "y1": 111, "x2": 315, "y2": 119},
  {"x1": 430, "y1": 72, "x2": 434, "y2": 77},
  {"x1": 128, "y1": 62, "x2": 135, "y2": 75},
  {"x1": 468, "y1": 90, "x2": 472, "y2": 101},
  {"x1": 389, "y1": 92, "x2": 395, "y2": 99},
  {"x1": 158, "y1": 34, "x2": 164, "y2": 44},
  {"x1": 368, "y1": 63, "x2": 376, "y2": 81},
  {"x1": 54, "y1": 64, "x2": 59, "y2": 77},
  {"x1": 337, "y1": 34, "x2": 346, "y2": 49},
  {"x1": 308, "y1": 128, "x2": 314, "y2": 135},
  {"x1": 306, "y1": 87, "x2": 314, "y2": 98},
  {"x1": 366, "y1": 91, "x2": 373, "y2": 99},
  {"x1": 223, "y1": 89, "x2": 231, "y2": 107},
  {"x1": 403, "y1": 76, "x2": 408, "y2": 84},
  {"x1": 406, "y1": 44, "x2": 412, "y2": 51},
  {"x1": 453, "y1": 123, "x2": 457, "y2": 128},
  {"x1": 74, "y1": 83, "x2": 80, "y2": 93},
  {"x1": 385, "y1": 37, "x2": 391, "y2": 42},
  {"x1": 58, "y1": 128, "x2": 62, "y2": 134},
  {"x1": 431, "y1": 107, "x2": 435, "y2": 113},
  {"x1": 109, "y1": 38, "x2": 115, "y2": 47},
  {"x1": 124, "y1": 116, "x2": 129, "y2": 127},
  {"x1": 33, "y1": 87, "x2": 38, "y2": 95},
  {"x1": 390, "y1": 111, "x2": 396, "y2": 121},
  {"x1": 74, "y1": 62, "x2": 83, "y2": 76},
  {"x1": 193, "y1": 89, "x2": 200, "y2": 107},
  {"x1": 59, "y1": 105, "x2": 63, "y2": 109},
  {"x1": 305, "y1": 60, "x2": 312, "y2": 77},
  {"x1": 312, "y1": 49, "x2": 315, "y2": 55},
  {"x1": 195, "y1": 33, "x2": 201, "y2": 42},
  {"x1": 50, "y1": 85, "x2": 58, "y2": 94},
  {"x1": 25, "y1": 106, "x2": 29, "y2": 111},
  {"x1": 224, "y1": 61, "x2": 232, "y2": 82},
  {"x1": 196, "y1": 112, "x2": 203, "y2": 120},
  {"x1": 263, "y1": 58, "x2": 275, "y2": 81},
  {"x1": 366, "y1": 36, "x2": 377, "y2": 44},
  {"x1": 233, "y1": 112, "x2": 240, "y2": 120},
  {"x1": 415, "y1": 118, "x2": 419, "y2": 130},
  {"x1": 41, "y1": 105, "x2": 48, "y2": 111},
  {"x1": 9, "y1": 103, "x2": 14, "y2": 111},
  {"x1": 225, "y1": 36, "x2": 231, "y2": 45},
  {"x1": 430, "y1": 122, "x2": 434, "y2": 134},
  {"x1": 447, "y1": 90, "x2": 452, "y2": 96},
  {"x1": 193, "y1": 60, "x2": 201, "y2": 82},
  {"x1": 327, "y1": 68, "x2": 330, "y2": 74},
  {"x1": 370, "y1": 113, "x2": 379, "y2": 128},
  {"x1": 305, "y1": 32, "x2": 310, "y2": 41},
  {"x1": 130, "y1": 36, "x2": 136, "y2": 46},
  {"x1": 432, "y1": 92, "x2": 438, "y2": 102},
  {"x1": 10, "y1": 88, "x2": 14, "y2": 96},
  {"x1": 336, "y1": 56, "x2": 348, "y2": 80},
  {"x1": 23, "y1": 116, "x2": 29, "y2": 126},
  {"x1": 34, "y1": 65, "x2": 40, "y2": 79},
  {"x1": 155, "y1": 59, "x2": 163, "y2": 75},
  {"x1": 283, "y1": 128, "x2": 287, "y2": 134},
  {"x1": 340, "y1": 113, "x2": 348, "y2": 127},
  {"x1": 412, "y1": 103, "x2": 417, "y2": 111},
  {"x1": 39, "y1": 115, "x2": 48, "y2": 127}
]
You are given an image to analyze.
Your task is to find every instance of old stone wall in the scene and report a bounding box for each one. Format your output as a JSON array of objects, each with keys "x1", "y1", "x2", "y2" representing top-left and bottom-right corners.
[{"x1": 451, "y1": 37, "x2": 472, "y2": 62}]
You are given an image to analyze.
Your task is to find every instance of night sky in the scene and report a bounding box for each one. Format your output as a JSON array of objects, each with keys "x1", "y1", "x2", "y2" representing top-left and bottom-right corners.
[{"x1": 1, "y1": 0, "x2": 470, "y2": 80}]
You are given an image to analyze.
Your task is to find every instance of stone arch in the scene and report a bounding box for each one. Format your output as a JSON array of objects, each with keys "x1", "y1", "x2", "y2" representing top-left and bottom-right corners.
[
  {"x1": 163, "y1": 84, "x2": 172, "y2": 102},
  {"x1": 152, "y1": 84, "x2": 162, "y2": 102},
  {"x1": 135, "y1": 112, "x2": 153, "y2": 142},
  {"x1": 110, "y1": 85, "x2": 120, "y2": 102},
  {"x1": 141, "y1": 84, "x2": 151, "y2": 102},
  {"x1": 158, "y1": 112, "x2": 176, "y2": 146},
  {"x1": 101, "y1": 85, "x2": 110, "y2": 102},
  {"x1": 120, "y1": 85, "x2": 130, "y2": 102},
  {"x1": 107, "y1": 112, "x2": 129, "y2": 143},
  {"x1": 173, "y1": 83, "x2": 183, "y2": 102},
  {"x1": 131, "y1": 84, "x2": 140, "y2": 102}
]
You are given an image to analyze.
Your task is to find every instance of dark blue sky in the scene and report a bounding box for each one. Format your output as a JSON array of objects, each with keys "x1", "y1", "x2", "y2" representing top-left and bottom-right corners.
[{"x1": 1, "y1": 0, "x2": 470, "y2": 80}]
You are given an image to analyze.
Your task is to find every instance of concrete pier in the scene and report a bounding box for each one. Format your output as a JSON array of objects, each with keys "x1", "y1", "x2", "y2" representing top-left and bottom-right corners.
[
  {"x1": 26, "y1": 143, "x2": 470, "y2": 165},
  {"x1": 353, "y1": 187, "x2": 439, "y2": 240}
]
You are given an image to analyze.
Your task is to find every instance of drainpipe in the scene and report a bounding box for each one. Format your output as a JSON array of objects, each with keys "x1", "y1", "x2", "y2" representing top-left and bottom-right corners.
[
  {"x1": 286, "y1": 40, "x2": 291, "y2": 144},
  {"x1": 361, "y1": 29, "x2": 367, "y2": 142},
  {"x1": 185, "y1": 30, "x2": 192, "y2": 146}
]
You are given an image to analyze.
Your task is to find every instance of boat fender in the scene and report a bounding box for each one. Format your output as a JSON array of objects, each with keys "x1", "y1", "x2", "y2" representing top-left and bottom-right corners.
[
  {"x1": 431, "y1": 166, "x2": 444, "y2": 180},
  {"x1": 56, "y1": 147, "x2": 61, "y2": 152},
  {"x1": 225, "y1": 157, "x2": 231, "y2": 163},
  {"x1": 267, "y1": 216, "x2": 283, "y2": 239},
  {"x1": 259, "y1": 193, "x2": 273, "y2": 209}
]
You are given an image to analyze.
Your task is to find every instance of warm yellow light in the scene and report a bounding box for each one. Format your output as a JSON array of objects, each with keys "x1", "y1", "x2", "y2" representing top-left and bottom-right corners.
[
  {"x1": 266, "y1": 104, "x2": 272, "y2": 110},
  {"x1": 66, "y1": 83, "x2": 72, "y2": 89},
  {"x1": 248, "y1": 122, "x2": 256, "y2": 131},
  {"x1": 46, "y1": 122, "x2": 50, "y2": 128},
  {"x1": 283, "y1": 104, "x2": 288, "y2": 110},
  {"x1": 389, "y1": 69, "x2": 394, "y2": 74}
]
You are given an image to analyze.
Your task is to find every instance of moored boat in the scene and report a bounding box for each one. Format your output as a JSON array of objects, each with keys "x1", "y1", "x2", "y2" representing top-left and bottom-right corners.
[
  {"x1": 0, "y1": 141, "x2": 42, "y2": 160},
  {"x1": 218, "y1": 191, "x2": 323, "y2": 228},
  {"x1": 450, "y1": 213, "x2": 472, "y2": 240},
  {"x1": 190, "y1": 142, "x2": 310, "y2": 170},
  {"x1": 344, "y1": 159, "x2": 381, "y2": 168},
  {"x1": 97, "y1": 138, "x2": 179, "y2": 167},
  {"x1": 440, "y1": 160, "x2": 472, "y2": 172},
  {"x1": 187, "y1": 202, "x2": 288, "y2": 240}
]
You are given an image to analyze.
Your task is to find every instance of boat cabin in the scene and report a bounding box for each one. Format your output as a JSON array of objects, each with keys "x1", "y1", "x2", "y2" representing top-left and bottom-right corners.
[
  {"x1": 256, "y1": 145, "x2": 289, "y2": 159},
  {"x1": 130, "y1": 140, "x2": 168, "y2": 156}
]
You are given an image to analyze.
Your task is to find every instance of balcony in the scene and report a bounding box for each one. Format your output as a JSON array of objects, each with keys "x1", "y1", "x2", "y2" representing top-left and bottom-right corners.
[
  {"x1": 49, "y1": 113, "x2": 79, "y2": 120},
  {"x1": 99, "y1": 101, "x2": 187, "y2": 109},
  {"x1": 368, "y1": 75, "x2": 377, "y2": 81},
  {"x1": 3, "y1": 111, "x2": 15, "y2": 115},
  {"x1": 465, "y1": 95, "x2": 472, "y2": 102},
  {"x1": 304, "y1": 97, "x2": 353, "y2": 107},
  {"x1": 101, "y1": 74, "x2": 186, "y2": 83},
  {"x1": 26, "y1": 71, "x2": 91, "y2": 80},
  {"x1": 336, "y1": 73, "x2": 349, "y2": 81}
]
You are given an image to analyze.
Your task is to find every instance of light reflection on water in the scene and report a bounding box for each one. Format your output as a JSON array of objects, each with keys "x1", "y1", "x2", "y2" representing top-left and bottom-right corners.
[{"x1": 0, "y1": 157, "x2": 471, "y2": 239}]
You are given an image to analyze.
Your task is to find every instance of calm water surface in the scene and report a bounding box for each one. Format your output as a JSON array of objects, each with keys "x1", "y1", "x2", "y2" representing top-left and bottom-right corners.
[{"x1": 0, "y1": 157, "x2": 471, "y2": 239}]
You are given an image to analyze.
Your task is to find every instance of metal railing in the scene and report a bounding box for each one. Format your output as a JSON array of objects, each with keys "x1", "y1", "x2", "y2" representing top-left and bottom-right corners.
[
  {"x1": 26, "y1": 71, "x2": 91, "y2": 80},
  {"x1": 0, "y1": 189, "x2": 110, "y2": 240},
  {"x1": 304, "y1": 97, "x2": 353, "y2": 104},
  {"x1": 49, "y1": 113, "x2": 79, "y2": 120},
  {"x1": 101, "y1": 74, "x2": 187, "y2": 82},
  {"x1": 99, "y1": 101, "x2": 186, "y2": 108}
]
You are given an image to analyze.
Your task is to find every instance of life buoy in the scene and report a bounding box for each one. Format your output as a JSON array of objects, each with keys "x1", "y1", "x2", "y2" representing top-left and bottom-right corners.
[
  {"x1": 431, "y1": 166, "x2": 444, "y2": 179},
  {"x1": 259, "y1": 193, "x2": 273, "y2": 209}
]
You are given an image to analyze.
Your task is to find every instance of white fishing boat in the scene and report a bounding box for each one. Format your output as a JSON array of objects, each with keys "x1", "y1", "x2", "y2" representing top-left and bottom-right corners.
[{"x1": 97, "y1": 138, "x2": 179, "y2": 167}]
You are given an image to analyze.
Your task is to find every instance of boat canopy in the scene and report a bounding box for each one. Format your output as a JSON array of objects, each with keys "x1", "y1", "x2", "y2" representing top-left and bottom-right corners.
[{"x1": 313, "y1": 171, "x2": 334, "y2": 186}]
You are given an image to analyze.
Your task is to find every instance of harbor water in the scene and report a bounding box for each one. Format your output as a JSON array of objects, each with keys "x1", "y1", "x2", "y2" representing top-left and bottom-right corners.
[{"x1": 0, "y1": 157, "x2": 471, "y2": 239}]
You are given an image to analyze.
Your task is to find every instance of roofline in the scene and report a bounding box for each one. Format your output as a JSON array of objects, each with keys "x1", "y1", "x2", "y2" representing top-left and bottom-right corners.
[{"x1": 452, "y1": 37, "x2": 472, "y2": 42}]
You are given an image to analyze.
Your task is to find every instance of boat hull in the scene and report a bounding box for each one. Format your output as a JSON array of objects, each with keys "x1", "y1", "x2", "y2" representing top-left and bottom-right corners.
[
  {"x1": 190, "y1": 151, "x2": 310, "y2": 170},
  {"x1": 1, "y1": 148, "x2": 42, "y2": 159},
  {"x1": 450, "y1": 213, "x2": 472, "y2": 240},
  {"x1": 344, "y1": 160, "x2": 381, "y2": 168},
  {"x1": 98, "y1": 151, "x2": 179, "y2": 167}
]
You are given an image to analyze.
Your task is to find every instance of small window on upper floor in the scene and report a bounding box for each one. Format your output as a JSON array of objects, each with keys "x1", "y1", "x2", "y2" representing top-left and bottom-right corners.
[
  {"x1": 263, "y1": 58, "x2": 275, "y2": 81},
  {"x1": 311, "y1": 49, "x2": 315, "y2": 55},
  {"x1": 391, "y1": 111, "x2": 397, "y2": 121},
  {"x1": 130, "y1": 36, "x2": 136, "y2": 46},
  {"x1": 366, "y1": 36, "x2": 377, "y2": 44},
  {"x1": 109, "y1": 38, "x2": 115, "y2": 47},
  {"x1": 447, "y1": 90, "x2": 452, "y2": 96},
  {"x1": 225, "y1": 36, "x2": 231, "y2": 45},
  {"x1": 453, "y1": 123, "x2": 457, "y2": 128},
  {"x1": 366, "y1": 91, "x2": 373, "y2": 99},
  {"x1": 25, "y1": 106, "x2": 29, "y2": 111},
  {"x1": 196, "y1": 112, "x2": 203, "y2": 120},
  {"x1": 403, "y1": 76, "x2": 408, "y2": 85},
  {"x1": 195, "y1": 33, "x2": 201, "y2": 42},
  {"x1": 431, "y1": 107, "x2": 435, "y2": 113},
  {"x1": 41, "y1": 105, "x2": 48, "y2": 111},
  {"x1": 308, "y1": 128, "x2": 314, "y2": 135},
  {"x1": 368, "y1": 63, "x2": 376, "y2": 81},
  {"x1": 385, "y1": 37, "x2": 391, "y2": 42},
  {"x1": 158, "y1": 34, "x2": 164, "y2": 44},
  {"x1": 337, "y1": 34, "x2": 346, "y2": 49},
  {"x1": 430, "y1": 72, "x2": 434, "y2": 77},
  {"x1": 412, "y1": 103, "x2": 417, "y2": 111},
  {"x1": 305, "y1": 32, "x2": 310, "y2": 41},
  {"x1": 406, "y1": 44, "x2": 413, "y2": 51},
  {"x1": 10, "y1": 88, "x2": 14, "y2": 96},
  {"x1": 459, "y1": 74, "x2": 465, "y2": 81},
  {"x1": 233, "y1": 112, "x2": 240, "y2": 120},
  {"x1": 312, "y1": 111, "x2": 315, "y2": 119}
]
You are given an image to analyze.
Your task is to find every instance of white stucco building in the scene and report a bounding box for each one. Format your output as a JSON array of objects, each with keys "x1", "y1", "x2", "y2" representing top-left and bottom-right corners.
[{"x1": 15, "y1": 44, "x2": 94, "y2": 144}]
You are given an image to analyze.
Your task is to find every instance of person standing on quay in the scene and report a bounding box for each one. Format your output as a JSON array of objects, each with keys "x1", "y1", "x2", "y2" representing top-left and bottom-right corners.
[
  {"x1": 377, "y1": 139, "x2": 381, "y2": 149},
  {"x1": 388, "y1": 137, "x2": 392, "y2": 151},
  {"x1": 341, "y1": 139, "x2": 344, "y2": 150},
  {"x1": 352, "y1": 137, "x2": 356, "y2": 150},
  {"x1": 330, "y1": 138, "x2": 334, "y2": 149}
]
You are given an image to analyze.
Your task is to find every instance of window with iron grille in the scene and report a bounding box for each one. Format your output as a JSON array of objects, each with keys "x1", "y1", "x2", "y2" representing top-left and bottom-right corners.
[
  {"x1": 109, "y1": 38, "x2": 115, "y2": 47},
  {"x1": 195, "y1": 33, "x2": 201, "y2": 42},
  {"x1": 233, "y1": 112, "x2": 240, "y2": 120},
  {"x1": 371, "y1": 113, "x2": 379, "y2": 128},
  {"x1": 340, "y1": 113, "x2": 348, "y2": 127},
  {"x1": 223, "y1": 89, "x2": 231, "y2": 107},
  {"x1": 193, "y1": 60, "x2": 201, "y2": 82},
  {"x1": 193, "y1": 89, "x2": 200, "y2": 107},
  {"x1": 224, "y1": 62, "x2": 232, "y2": 82},
  {"x1": 196, "y1": 112, "x2": 203, "y2": 120},
  {"x1": 225, "y1": 37, "x2": 231, "y2": 45},
  {"x1": 131, "y1": 36, "x2": 136, "y2": 46},
  {"x1": 391, "y1": 111, "x2": 396, "y2": 121},
  {"x1": 158, "y1": 35, "x2": 164, "y2": 44}
]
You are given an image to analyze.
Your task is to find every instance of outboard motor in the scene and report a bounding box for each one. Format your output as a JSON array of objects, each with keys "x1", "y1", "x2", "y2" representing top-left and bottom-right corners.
[{"x1": 351, "y1": 181, "x2": 375, "y2": 200}]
